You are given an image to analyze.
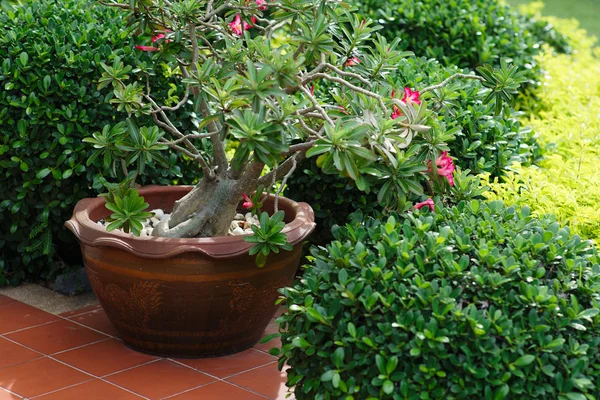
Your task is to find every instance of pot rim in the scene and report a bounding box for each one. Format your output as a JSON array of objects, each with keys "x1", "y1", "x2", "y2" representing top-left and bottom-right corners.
[{"x1": 65, "y1": 185, "x2": 316, "y2": 259}]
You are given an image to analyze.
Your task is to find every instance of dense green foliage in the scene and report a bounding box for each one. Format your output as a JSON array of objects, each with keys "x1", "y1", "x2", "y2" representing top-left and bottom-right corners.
[
  {"x1": 483, "y1": 18, "x2": 600, "y2": 243},
  {"x1": 0, "y1": 0, "x2": 201, "y2": 285},
  {"x1": 353, "y1": 0, "x2": 570, "y2": 82},
  {"x1": 286, "y1": 57, "x2": 539, "y2": 241},
  {"x1": 278, "y1": 201, "x2": 600, "y2": 399}
]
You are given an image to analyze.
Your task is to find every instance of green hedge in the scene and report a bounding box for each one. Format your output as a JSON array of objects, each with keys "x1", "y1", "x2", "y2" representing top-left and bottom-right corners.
[
  {"x1": 278, "y1": 201, "x2": 600, "y2": 399},
  {"x1": 0, "y1": 0, "x2": 201, "y2": 285},
  {"x1": 353, "y1": 0, "x2": 570, "y2": 83}
]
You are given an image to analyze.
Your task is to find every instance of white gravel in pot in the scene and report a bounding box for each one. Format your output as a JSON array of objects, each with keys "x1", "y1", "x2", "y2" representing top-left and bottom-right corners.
[{"x1": 96, "y1": 210, "x2": 260, "y2": 237}]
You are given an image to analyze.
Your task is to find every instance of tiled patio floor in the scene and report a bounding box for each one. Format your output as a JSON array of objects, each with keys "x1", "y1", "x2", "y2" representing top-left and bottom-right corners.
[{"x1": 0, "y1": 294, "x2": 291, "y2": 399}]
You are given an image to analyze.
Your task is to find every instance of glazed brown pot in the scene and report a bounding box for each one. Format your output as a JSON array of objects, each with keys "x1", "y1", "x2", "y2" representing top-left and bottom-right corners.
[{"x1": 65, "y1": 186, "x2": 315, "y2": 358}]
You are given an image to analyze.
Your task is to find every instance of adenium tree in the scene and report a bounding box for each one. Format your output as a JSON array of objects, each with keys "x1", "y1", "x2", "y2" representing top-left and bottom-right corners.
[{"x1": 91, "y1": 0, "x2": 525, "y2": 243}]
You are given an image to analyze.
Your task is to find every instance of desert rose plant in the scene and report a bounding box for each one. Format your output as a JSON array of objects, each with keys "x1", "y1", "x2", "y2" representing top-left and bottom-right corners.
[{"x1": 89, "y1": 0, "x2": 525, "y2": 256}]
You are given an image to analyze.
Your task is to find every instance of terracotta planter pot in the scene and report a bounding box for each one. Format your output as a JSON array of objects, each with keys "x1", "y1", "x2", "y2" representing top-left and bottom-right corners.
[{"x1": 65, "y1": 186, "x2": 315, "y2": 358}]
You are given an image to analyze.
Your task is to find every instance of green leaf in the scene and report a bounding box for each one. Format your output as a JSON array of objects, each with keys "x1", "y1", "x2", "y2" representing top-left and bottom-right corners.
[
  {"x1": 19, "y1": 52, "x2": 28, "y2": 67},
  {"x1": 321, "y1": 370, "x2": 335, "y2": 382},
  {"x1": 565, "y1": 393, "x2": 586, "y2": 400},
  {"x1": 382, "y1": 380, "x2": 394, "y2": 395},
  {"x1": 332, "y1": 348, "x2": 345, "y2": 368},
  {"x1": 513, "y1": 355, "x2": 535, "y2": 367}
]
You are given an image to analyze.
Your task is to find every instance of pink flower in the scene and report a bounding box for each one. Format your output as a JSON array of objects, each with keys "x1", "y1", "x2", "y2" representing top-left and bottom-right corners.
[
  {"x1": 402, "y1": 87, "x2": 421, "y2": 105},
  {"x1": 242, "y1": 193, "x2": 254, "y2": 209},
  {"x1": 428, "y1": 151, "x2": 455, "y2": 186},
  {"x1": 339, "y1": 105, "x2": 348, "y2": 114},
  {"x1": 256, "y1": 0, "x2": 267, "y2": 10},
  {"x1": 310, "y1": 85, "x2": 315, "y2": 95},
  {"x1": 414, "y1": 198, "x2": 435, "y2": 211},
  {"x1": 134, "y1": 45, "x2": 160, "y2": 52},
  {"x1": 230, "y1": 14, "x2": 251, "y2": 36},
  {"x1": 390, "y1": 87, "x2": 421, "y2": 119},
  {"x1": 346, "y1": 57, "x2": 360, "y2": 66}
]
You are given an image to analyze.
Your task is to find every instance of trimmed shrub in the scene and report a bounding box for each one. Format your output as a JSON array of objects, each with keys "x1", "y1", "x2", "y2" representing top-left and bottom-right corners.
[
  {"x1": 353, "y1": 0, "x2": 570, "y2": 83},
  {"x1": 285, "y1": 57, "x2": 539, "y2": 242},
  {"x1": 278, "y1": 201, "x2": 600, "y2": 399},
  {"x1": 0, "y1": 0, "x2": 201, "y2": 285},
  {"x1": 482, "y1": 18, "x2": 600, "y2": 243}
]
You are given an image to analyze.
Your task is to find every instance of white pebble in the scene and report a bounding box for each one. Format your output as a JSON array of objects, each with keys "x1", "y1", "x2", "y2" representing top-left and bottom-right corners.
[
  {"x1": 235, "y1": 213, "x2": 245, "y2": 220},
  {"x1": 231, "y1": 227, "x2": 245, "y2": 235},
  {"x1": 160, "y1": 213, "x2": 169, "y2": 222},
  {"x1": 230, "y1": 221, "x2": 240, "y2": 231},
  {"x1": 151, "y1": 209, "x2": 164, "y2": 219},
  {"x1": 150, "y1": 217, "x2": 160, "y2": 227},
  {"x1": 245, "y1": 212, "x2": 253, "y2": 220}
]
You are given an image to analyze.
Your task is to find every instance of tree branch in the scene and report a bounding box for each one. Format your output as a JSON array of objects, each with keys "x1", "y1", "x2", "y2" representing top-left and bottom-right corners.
[
  {"x1": 302, "y1": 72, "x2": 387, "y2": 113},
  {"x1": 158, "y1": 139, "x2": 214, "y2": 179},
  {"x1": 150, "y1": 86, "x2": 190, "y2": 114},
  {"x1": 298, "y1": 84, "x2": 334, "y2": 126},
  {"x1": 257, "y1": 148, "x2": 310, "y2": 187},
  {"x1": 420, "y1": 73, "x2": 485, "y2": 94},
  {"x1": 304, "y1": 61, "x2": 372, "y2": 87},
  {"x1": 274, "y1": 154, "x2": 298, "y2": 212}
]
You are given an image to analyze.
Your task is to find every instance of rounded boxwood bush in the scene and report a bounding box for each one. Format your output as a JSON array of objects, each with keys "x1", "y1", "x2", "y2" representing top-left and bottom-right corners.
[
  {"x1": 278, "y1": 201, "x2": 600, "y2": 399},
  {"x1": 353, "y1": 0, "x2": 570, "y2": 83},
  {"x1": 0, "y1": 0, "x2": 201, "y2": 285},
  {"x1": 285, "y1": 56, "x2": 540, "y2": 242}
]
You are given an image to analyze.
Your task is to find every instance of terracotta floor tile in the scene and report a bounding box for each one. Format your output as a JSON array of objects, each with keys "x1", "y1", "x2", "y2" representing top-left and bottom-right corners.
[
  {"x1": 106, "y1": 359, "x2": 215, "y2": 399},
  {"x1": 0, "y1": 387, "x2": 21, "y2": 399},
  {"x1": 59, "y1": 304, "x2": 102, "y2": 318},
  {"x1": 68, "y1": 308, "x2": 120, "y2": 337},
  {"x1": 5, "y1": 319, "x2": 108, "y2": 354},
  {"x1": 253, "y1": 323, "x2": 281, "y2": 353},
  {"x1": 176, "y1": 348, "x2": 275, "y2": 378},
  {"x1": 0, "y1": 302, "x2": 58, "y2": 334},
  {"x1": 169, "y1": 381, "x2": 266, "y2": 400},
  {"x1": 0, "y1": 357, "x2": 91, "y2": 398},
  {"x1": 0, "y1": 296, "x2": 15, "y2": 307},
  {"x1": 54, "y1": 338, "x2": 157, "y2": 377},
  {"x1": 35, "y1": 379, "x2": 144, "y2": 400},
  {"x1": 0, "y1": 337, "x2": 42, "y2": 369},
  {"x1": 226, "y1": 363, "x2": 290, "y2": 400}
]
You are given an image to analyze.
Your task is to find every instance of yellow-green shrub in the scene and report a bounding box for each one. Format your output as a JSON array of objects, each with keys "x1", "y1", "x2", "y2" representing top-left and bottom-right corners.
[{"x1": 483, "y1": 17, "x2": 600, "y2": 242}]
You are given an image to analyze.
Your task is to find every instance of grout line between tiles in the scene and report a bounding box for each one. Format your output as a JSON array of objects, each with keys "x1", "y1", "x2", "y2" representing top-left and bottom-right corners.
[
  {"x1": 28, "y1": 378, "x2": 97, "y2": 399},
  {"x1": 221, "y1": 380, "x2": 272, "y2": 399},
  {"x1": 100, "y1": 358, "x2": 162, "y2": 379},
  {"x1": 1, "y1": 319, "x2": 60, "y2": 336},
  {"x1": 0, "y1": 336, "x2": 49, "y2": 357},
  {"x1": 166, "y1": 359, "x2": 223, "y2": 381},
  {"x1": 55, "y1": 312, "x2": 120, "y2": 340},
  {"x1": 159, "y1": 381, "x2": 216, "y2": 400},
  {"x1": 50, "y1": 337, "x2": 112, "y2": 356},
  {"x1": 61, "y1": 305, "x2": 102, "y2": 319},
  {"x1": 98, "y1": 377, "x2": 152, "y2": 400},
  {"x1": 0, "y1": 385, "x2": 24, "y2": 399},
  {"x1": 222, "y1": 360, "x2": 279, "y2": 380}
]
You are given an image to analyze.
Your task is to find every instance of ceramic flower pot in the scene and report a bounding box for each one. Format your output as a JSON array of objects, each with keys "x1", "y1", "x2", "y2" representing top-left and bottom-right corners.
[{"x1": 65, "y1": 186, "x2": 315, "y2": 358}]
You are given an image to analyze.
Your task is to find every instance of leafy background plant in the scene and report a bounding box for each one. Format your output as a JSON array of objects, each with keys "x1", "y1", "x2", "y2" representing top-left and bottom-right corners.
[
  {"x1": 278, "y1": 201, "x2": 600, "y2": 399},
  {"x1": 482, "y1": 18, "x2": 600, "y2": 243},
  {"x1": 0, "y1": 0, "x2": 202, "y2": 285},
  {"x1": 351, "y1": 0, "x2": 570, "y2": 84}
]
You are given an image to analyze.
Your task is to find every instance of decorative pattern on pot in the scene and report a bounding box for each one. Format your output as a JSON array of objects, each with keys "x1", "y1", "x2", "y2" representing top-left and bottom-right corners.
[{"x1": 89, "y1": 270, "x2": 162, "y2": 328}]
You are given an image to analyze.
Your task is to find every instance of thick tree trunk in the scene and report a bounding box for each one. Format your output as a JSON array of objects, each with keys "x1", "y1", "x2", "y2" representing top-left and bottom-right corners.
[
  {"x1": 152, "y1": 176, "x2": 242, "y2": 238},
  {"x1": 152, "y1": 162, "x2": 265, "y2": 238}
]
